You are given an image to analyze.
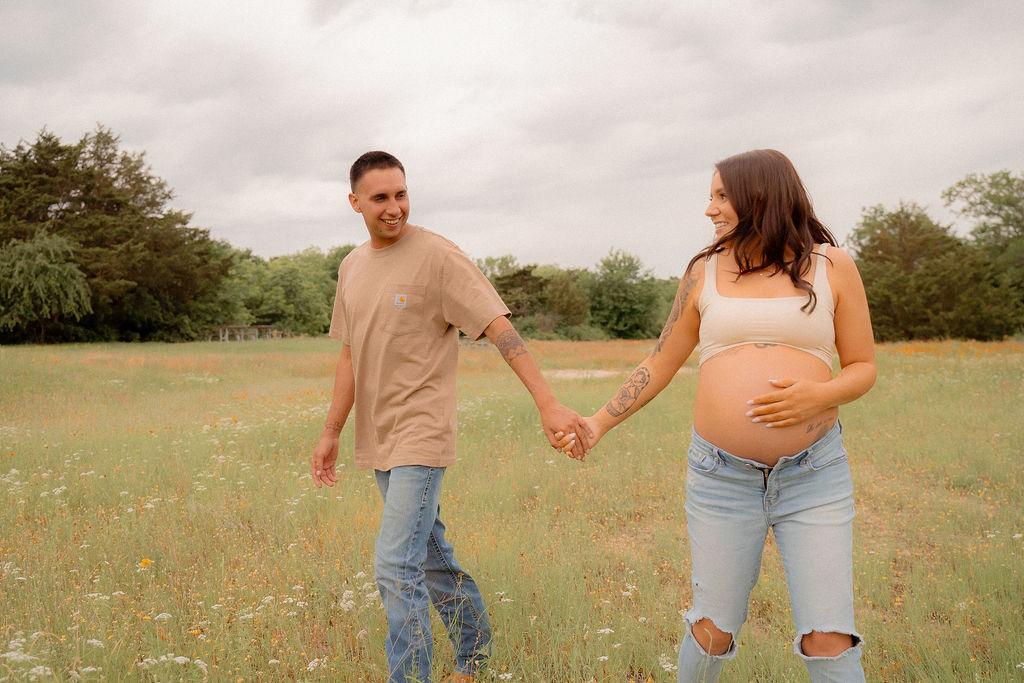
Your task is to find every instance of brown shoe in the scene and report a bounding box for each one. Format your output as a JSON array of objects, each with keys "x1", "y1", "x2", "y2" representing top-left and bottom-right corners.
[{"x1": 443, "y1": 675, "x2": 475, "y2": 683}]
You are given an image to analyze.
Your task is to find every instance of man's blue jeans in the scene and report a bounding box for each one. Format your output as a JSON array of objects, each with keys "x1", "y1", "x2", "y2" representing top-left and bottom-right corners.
[{"x1": 374, "y1": 466, "x2": 491, "y2": 682}]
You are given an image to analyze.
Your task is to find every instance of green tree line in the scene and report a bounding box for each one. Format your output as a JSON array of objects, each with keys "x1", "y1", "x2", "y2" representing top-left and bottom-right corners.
[{"x1": 1, "y1": 127, "x2": 1021, "y2": 344}]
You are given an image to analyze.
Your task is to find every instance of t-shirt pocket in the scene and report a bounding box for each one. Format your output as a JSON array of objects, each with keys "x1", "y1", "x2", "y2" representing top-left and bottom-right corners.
[{"x1": 381, "y1": 285, "x2": 428, "y2": 337}]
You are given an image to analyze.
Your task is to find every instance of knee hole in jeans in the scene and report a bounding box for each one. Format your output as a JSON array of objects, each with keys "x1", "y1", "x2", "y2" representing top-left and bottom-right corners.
[
  {"x1": 692, "y1": 617, "x2": 733, "y2": 655},
  {"x1": 800, "y1": 630, "x2": 857, "y2": 657}
]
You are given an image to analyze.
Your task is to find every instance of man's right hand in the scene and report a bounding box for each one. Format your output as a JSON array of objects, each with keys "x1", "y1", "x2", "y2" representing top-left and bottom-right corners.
[{"x1": 311, "y1": 433, "x2": 340, "y2": 488}]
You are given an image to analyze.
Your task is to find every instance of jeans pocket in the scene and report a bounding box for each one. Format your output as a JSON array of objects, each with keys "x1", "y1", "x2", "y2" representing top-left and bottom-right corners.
[
  {"x1": 804, "y1": 444, "x2": 848, "y2": 471},
  {"x1": 687, "y1": 446, "x2": 720, "y2": 474}
]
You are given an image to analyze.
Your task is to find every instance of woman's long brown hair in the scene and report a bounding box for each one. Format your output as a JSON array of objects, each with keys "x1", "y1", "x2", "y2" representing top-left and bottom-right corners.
[{"x1": 687, "y1": 149, "x2": 837, "y2": 312}]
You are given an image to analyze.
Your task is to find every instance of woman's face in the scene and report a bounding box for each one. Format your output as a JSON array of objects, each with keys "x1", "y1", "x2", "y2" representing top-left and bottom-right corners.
[{"x1": 705, "y1": 171, "x2": 738, "y2": 240}]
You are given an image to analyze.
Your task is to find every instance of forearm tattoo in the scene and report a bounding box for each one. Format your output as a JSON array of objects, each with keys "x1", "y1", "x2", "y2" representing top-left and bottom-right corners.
[
  {"x1": 325, "y1": 420, "x2": 343, "y2": 433},
  {"x1": 653, "y1": 271, "x2": 697, "y2": 356},
  {"x1": 496, "y1": 328, "x2": 529, "y2": 363},
  {"x1": 605, "y1": 367, "x2": 651, "y2": 417}
]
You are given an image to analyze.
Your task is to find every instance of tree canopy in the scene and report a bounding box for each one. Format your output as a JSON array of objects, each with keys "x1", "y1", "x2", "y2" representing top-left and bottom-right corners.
[
  {"x1": 943, "y1": 170, "x2": 1024, "y2": 306},
  {"x1": 0, "y1": 127, "x2": 232, "y2": 342},
  {"x1": 0, "y1": 232, "x2": 92, "y2": 343},
  {"x1": 848, "y1": 203, "x2": 1021, "y2": 341}
]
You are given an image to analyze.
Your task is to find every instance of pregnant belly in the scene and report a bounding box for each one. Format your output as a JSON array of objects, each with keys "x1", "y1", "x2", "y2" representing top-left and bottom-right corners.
[{"x1": 694, "y1": 344, "x2": 838, "y2": 465}]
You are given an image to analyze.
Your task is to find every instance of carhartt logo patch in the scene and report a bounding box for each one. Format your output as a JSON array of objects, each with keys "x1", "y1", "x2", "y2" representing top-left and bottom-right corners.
[{"x1": 394, "y1": 294, "x2": 407, "y2": 307}]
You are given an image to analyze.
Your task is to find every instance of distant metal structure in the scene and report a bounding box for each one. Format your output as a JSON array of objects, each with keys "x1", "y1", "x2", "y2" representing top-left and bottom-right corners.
[{"x1": 212, "y1": 325, "x2": 278, "y2": 341}]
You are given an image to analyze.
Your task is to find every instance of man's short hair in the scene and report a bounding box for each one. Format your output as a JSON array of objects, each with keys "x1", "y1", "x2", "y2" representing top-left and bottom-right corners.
[{"x1": 350, "y1": 151, "x2": 405, "y2": 191}]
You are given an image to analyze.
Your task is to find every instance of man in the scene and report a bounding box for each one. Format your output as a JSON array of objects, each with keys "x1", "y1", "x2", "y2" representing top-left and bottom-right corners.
[{"x1": 311, "y1": 151, "x2": 590, "y2": 682}]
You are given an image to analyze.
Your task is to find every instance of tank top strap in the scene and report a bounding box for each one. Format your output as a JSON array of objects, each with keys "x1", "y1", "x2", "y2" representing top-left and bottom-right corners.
[
  {"x1": 704, "y1": 251, "x2": 720, "y2": 296},
  {"x1": 812, "y1": 243, "x2": 829, "y2": 289}
]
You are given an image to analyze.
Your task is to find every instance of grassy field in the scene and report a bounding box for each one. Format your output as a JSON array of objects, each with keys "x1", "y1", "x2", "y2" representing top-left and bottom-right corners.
[{"x1": 1, "y1": 337, "x2": 1021, "y2": 681}]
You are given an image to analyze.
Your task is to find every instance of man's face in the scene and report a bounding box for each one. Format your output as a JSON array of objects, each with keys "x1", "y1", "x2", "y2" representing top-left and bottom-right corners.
[{"x1": 349, "y1": 167, "x2": 411, "y2": 248}]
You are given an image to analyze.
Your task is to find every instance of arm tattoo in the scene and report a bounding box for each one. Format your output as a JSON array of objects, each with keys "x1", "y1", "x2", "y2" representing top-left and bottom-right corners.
[
  {"x1": 605, "y1": 367, "x2": 651, "y2": 417},
  {"x1": 325, "y1": 420, "x2": 343, "y2": 433},
  {"x1": 653, "y1": 272, "x2": 697, "y2": 356},
  {"x1": 495, "y1": 328, "x2": 529, "y2": 363}
]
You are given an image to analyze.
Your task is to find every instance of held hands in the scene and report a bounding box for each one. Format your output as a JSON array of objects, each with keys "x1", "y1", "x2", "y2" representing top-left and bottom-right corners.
[
  {"x1": 554, "y1": 415, "x2": 603, "y2": 461},
  {"x1": 746, "y1": 378, "x2": 829, "y2": 428},
  {"x1": 311, "y1": 432, "x2": 340, "y2": 488},
  {"x1": 540, "y1": 402, "x2": 595, "y2": 462}
]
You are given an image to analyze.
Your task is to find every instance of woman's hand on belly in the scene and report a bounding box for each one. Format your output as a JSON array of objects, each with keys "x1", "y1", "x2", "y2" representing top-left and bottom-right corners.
[{"x1": 746, "y1": 377, "x2": 832, "y2": 428}]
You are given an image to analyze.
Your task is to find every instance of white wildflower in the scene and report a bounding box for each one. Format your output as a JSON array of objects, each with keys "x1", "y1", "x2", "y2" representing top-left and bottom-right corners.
[
  {"x1": 597, "y1": 628, "x2": 614, "y2": 635},
  {"x1": 154, "y1": 613, "x2": 172, "y2": 621},
  {"x1": 1, "y1": 651, "x2": 38, "y2": 665},
  {"x1": 27, "y1": 665, "x2": 54, "y2": 680},
  {"x1": 307, "y1": 657, "x2": 323, "y2": 671},
  {"x1": 86, "y1": 639, "x2": 104, "y2": 648}
]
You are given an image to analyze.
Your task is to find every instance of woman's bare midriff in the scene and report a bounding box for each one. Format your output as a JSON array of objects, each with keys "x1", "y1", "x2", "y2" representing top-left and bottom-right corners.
[{"x1": 694, "y1": 343, "x2": 838, "y2": 466}]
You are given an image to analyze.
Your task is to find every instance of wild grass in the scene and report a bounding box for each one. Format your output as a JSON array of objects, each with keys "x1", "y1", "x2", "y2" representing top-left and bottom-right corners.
[{"x1": 0, "y1": 338, "x2": 1021, "y2": 681}]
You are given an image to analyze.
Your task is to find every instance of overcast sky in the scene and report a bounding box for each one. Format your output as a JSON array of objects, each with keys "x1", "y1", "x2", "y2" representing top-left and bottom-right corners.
[{"x1": 3, "y1": 0, "x2": 1022, "y2": 277}]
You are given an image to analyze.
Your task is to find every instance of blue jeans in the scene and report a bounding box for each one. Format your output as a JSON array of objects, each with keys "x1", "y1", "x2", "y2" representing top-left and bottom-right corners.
[
  {"x1": 374, "y1": 466, "x2": 491, "y2": 682},
  {"x1": 678, "y1": 423, "x2": 865, "y2": 683}
]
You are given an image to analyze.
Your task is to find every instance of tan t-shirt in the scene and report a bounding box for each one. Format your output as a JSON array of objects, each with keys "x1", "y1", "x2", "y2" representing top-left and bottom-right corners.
[{"x1": 328, "y1": 225, "x2": 510, "y2": 471}]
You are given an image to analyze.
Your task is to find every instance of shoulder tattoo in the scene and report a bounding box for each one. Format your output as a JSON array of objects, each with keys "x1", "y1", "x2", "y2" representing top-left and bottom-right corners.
[{"x1": 653, "y1": 271, "x2": 697, "y2": 356}]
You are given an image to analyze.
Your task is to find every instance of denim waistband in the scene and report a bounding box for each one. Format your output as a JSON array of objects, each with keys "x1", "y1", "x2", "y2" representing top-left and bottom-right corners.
[{"x1": 690, "y1": 421, "x2": 843, "y2": 471}]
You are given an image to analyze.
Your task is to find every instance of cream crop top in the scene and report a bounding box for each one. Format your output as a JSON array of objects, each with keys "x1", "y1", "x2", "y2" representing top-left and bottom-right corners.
[{"x1": 698, "y1": 244, "x2": 835, "y2": 367}]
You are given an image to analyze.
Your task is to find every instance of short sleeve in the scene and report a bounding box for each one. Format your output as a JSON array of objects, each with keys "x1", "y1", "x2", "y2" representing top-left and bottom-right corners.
[
  {"x1": 440, "y1": 248, "x2": 510, "y2": 340},
  {"x1": 328, "y1": 265, "x2": 349, "y2": 343}
]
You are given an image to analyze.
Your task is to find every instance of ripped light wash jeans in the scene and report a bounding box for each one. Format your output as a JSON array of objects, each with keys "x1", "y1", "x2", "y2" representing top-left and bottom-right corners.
[
  {"x1": 678, "y1": 422, "x2": 865, "y2": 683},
  {"x1": 375, "y1": 466, "x2": 491, "y2": 683}
]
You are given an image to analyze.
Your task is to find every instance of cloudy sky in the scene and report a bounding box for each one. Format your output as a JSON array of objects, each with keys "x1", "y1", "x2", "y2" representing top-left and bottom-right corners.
[{"x1": 3, "y1": 0, "x2": 1022, "y2": 277}]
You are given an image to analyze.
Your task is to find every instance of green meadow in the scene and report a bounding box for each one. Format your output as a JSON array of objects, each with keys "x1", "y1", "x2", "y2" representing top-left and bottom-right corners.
[{"x1": 1, "y1": 338, "x2": 1021, "y2": 681}]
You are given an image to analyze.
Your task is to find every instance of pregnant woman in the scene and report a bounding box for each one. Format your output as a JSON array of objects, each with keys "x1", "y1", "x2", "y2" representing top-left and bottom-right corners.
[{"x1": 559, "y1": 149, "x2": 876, "y2": 682}]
